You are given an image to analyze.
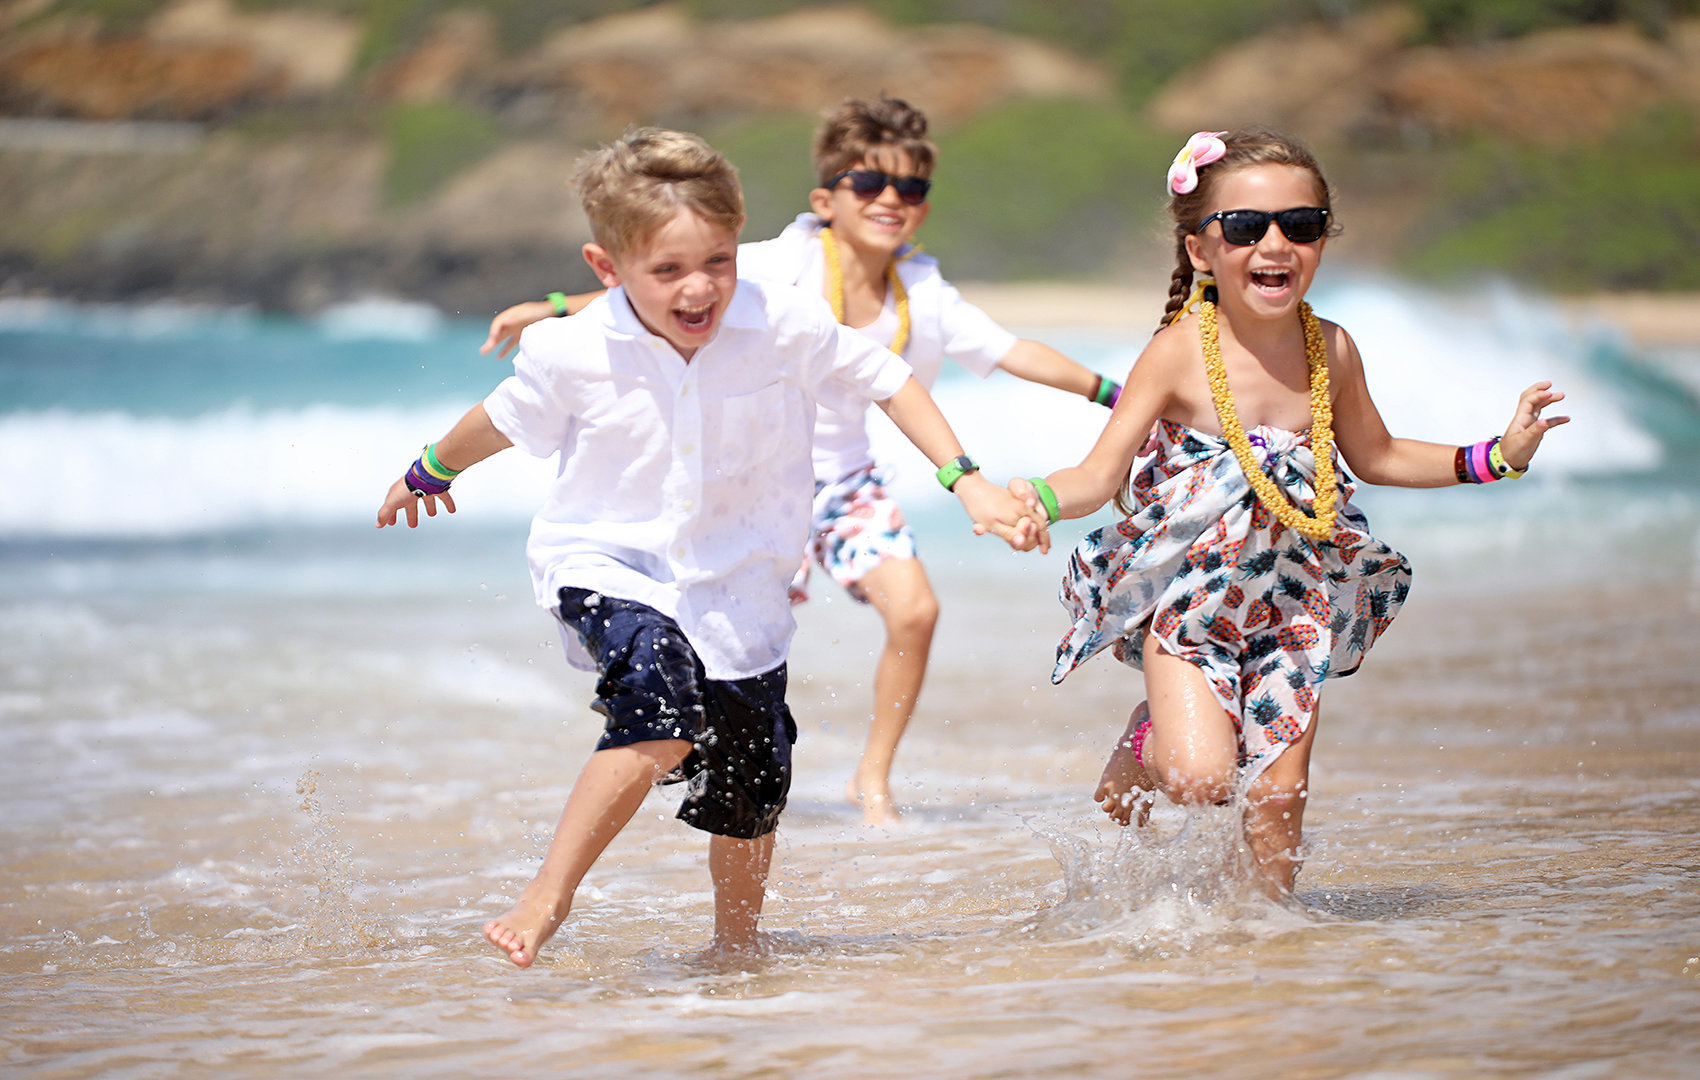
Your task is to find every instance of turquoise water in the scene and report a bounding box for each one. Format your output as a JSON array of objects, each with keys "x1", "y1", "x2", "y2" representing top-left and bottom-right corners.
[{"x1": 2, "y1": 280, "x2": 1694, "y2": 589}]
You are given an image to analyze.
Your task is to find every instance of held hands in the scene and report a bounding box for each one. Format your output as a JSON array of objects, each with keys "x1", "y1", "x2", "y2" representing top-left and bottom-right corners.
[
  {"x1": 1006, "y1": 476, "x2": 1049, "y2": 524},
  {"x1": 1500, "y1": 381, "x2": 1570, "y2": 471},
  {"x1": 956, "y1": 473, "x2": 1051, "y2": 553},
  {"x1": 376, "y1": 476, "x2": 456, "y2": 529},
  {"x1": 479, "y1": 299, "x2": 557, "y2": 359}
]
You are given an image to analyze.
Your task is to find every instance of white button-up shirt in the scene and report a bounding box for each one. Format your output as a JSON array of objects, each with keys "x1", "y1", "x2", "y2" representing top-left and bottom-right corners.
[
  {"x1": 483, "y1": 279, "x2": 913, "y2": 680},
  {"x1": 738, "y1": 214, "x2": 1018, "y2": 484}
]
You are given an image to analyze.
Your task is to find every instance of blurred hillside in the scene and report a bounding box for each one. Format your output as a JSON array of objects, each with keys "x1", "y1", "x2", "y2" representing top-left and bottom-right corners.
[{"x1": 1, "y1": 0, "x2": 1698, "y2": 313}]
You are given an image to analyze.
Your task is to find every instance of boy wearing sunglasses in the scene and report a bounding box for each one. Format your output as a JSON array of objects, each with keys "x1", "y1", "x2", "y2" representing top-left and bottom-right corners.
[{"x1": 482, "y1": 96, "x2": 1108, "y2": 826}]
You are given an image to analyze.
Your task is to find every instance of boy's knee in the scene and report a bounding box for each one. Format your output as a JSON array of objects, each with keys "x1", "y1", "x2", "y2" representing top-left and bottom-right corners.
[{"x1": 885, "y1": 590, "x2": 939, "y2": 640}]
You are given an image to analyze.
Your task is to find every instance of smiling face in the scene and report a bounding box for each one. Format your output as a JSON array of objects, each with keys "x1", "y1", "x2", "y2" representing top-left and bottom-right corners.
[
  {"x1": 583, "y1": 206, "x2": 742, "y2": 360},
  {"x1": 1184, "y1": 163, "x2": 1327, "y2": 322},
  {"x1": 807, "y1": 149, "x2": 931, "y2": 259}
]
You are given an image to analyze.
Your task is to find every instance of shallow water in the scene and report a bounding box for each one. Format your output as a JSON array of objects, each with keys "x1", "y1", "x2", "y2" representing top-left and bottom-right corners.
[
  {"x1": 4, "y1": 292, "x2": 1700, "y2": 1077},
  {"x1": 4, "y1": 552, "x2": 1698, "y2": 1079}
]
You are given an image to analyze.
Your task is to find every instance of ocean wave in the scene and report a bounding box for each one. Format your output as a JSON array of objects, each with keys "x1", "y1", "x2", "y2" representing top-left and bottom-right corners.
[
  {"x1": 0, "y1": 278, "x2": 1679, "y2": 539},
  {"x1": 0, "y1": 404, "x2": 555, "y2": 538}
]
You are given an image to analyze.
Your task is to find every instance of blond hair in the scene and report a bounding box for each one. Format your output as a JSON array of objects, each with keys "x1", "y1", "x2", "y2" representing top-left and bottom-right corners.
[
  {"x1": 1158, "y1": 127, "x2": 1339, "y2": 331},
  {"x1": 812, "y1": 95, "x2": 937, "y2": 185},
  {"x1": 571, "y1": 127, "x2": 744, "y2": 255}
]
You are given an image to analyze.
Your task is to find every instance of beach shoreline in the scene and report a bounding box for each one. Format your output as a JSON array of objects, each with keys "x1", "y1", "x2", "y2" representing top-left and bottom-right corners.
[{"x1": 957, "y1": 278, "x2": 1700, "y2": 353}]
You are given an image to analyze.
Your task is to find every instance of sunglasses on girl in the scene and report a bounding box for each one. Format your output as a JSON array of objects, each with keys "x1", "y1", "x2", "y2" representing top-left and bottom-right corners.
[
  {"x1": 1195, "y1": 206, "x2": 1330, "y2": 246},
  {"x1": 824, "y1": 169, "x2": 932, "y2": 206}
]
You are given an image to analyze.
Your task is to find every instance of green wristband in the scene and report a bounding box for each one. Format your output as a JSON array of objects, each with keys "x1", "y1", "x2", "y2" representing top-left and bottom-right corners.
[
  {"x1": 1091, "y1": 376, "x2": 1121, "y2": 407},
  {"x1": 422, "y1": 441, "x2": 462, "y2": 481},
  {"x1": 1029, "y1": 477, "x2": 1060, "y2": 523},
  {"x1": 936, "y1": 454, "x2": 979, "y2": 492},
  {"x1": 547, "y1": 291, "x2": 570, "y2": 316}
]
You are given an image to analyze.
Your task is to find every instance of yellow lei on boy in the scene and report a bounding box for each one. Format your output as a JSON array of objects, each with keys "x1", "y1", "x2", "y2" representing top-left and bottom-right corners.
[{"x1": 820, "y1": 225, "x2": 911, "y2": 357}]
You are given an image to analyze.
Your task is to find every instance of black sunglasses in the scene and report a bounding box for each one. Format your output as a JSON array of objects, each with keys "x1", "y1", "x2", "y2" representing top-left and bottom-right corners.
[
  {"x1": 823, "y1": 169, "x2": 932, "y2": 206},
  {"x1": 1195, "y1": 207, "x2": 1330, "y2": 246}
]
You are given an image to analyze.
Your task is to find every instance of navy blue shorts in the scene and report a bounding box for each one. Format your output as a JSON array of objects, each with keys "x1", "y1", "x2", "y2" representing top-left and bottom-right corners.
[{"x1": 555, "y1": 587, "x2": 796, "y2": 839}]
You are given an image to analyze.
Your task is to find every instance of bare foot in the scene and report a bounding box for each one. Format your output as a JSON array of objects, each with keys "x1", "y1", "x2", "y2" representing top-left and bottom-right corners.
[
  {"x1": 845, "y1": 774, "x2": 904, "y2": 827},
  {"x1": 482, "y1": 887, "x2": 570, "y2": 968},
  {"x1": 1094, "y1": 701, "x2": 1156, "y2": 827}
]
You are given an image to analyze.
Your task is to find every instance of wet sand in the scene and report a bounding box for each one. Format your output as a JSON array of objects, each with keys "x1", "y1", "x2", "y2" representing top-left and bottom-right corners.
[{"x1": 2, "y1": 546, "x2": 1697, "y2": 1078}]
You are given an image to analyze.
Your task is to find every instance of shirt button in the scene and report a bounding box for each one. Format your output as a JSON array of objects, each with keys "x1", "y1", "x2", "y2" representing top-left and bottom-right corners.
[
  {"x1": 682, "y1": 444, "x2": 695, "y2": 455},
  {"x1": 682, "y1": 499, "x2": 695, "y2": 510}
]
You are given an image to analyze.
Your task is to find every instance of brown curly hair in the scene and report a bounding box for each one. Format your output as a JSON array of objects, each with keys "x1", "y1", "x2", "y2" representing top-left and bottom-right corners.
[{"x1": 812, "y1": 95, "x2": 938, "y2": 186}]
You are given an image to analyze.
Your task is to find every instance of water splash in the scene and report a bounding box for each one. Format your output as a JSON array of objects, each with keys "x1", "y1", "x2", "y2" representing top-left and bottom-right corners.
[
  {"x1": 1029, "y1": 807, "x2": 1295, "y2": 952},
  {"x1": 283, "y1": 769, "x2": 394, "y2": 954}
]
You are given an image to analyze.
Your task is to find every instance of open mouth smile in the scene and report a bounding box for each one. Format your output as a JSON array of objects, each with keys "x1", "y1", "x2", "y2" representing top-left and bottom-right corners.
[
  {"x1": 673, "y1": 301, "x2": 716, "y2": 333},
  {"x1": 1250, "y1": 268, "x2": 1291, "y2": 293}
]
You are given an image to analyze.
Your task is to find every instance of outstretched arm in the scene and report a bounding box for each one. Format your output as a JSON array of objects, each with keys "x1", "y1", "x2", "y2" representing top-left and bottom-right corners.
[
  {"x1": 876, "y1": 377, "x2": 1049, "y2": 552},
  {"x1": 996, "y1": 338, "x2": 1103, "y2": 401},
  {"x1": 1011, "y1": 328, "x2": 1178, "y2": 521},
  {"x1": 376, "y1": 403, "x2": 514, "y2": 528},
  {"x1": 1329, "y1": 325, "x2": 1568, "y2": 485},
  {"x1": 480, "y1": 291, "x2": 605, "y2": 359}
]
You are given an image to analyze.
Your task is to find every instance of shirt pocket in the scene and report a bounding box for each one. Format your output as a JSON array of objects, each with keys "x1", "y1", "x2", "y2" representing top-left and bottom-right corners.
[{"x1": 713, "y1": 381, "x2": 807, "y2": 481}]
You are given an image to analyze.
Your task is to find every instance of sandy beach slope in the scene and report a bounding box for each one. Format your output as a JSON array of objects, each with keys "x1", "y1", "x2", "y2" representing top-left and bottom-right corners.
[{"x1": 959, "y1": 280, "x2": 1700, "y2": 353}]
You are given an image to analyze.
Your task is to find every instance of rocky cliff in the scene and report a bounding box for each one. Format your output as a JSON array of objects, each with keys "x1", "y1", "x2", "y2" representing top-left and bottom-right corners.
[{"x1": 2, "y1": 0, "x2": 1696, "y2": 312}]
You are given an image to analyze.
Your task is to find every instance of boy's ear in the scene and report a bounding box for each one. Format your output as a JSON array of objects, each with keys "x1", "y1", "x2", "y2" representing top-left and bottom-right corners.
[
  {"x1": 807, "y1": 185, "x2": 834, "y2": 222},
  {"x1": 582, "y1": 243, "x2": 622, "y2": 288},
  {"x1": 1183, "y1": 234, "x2": 1211, "y2": 275}
]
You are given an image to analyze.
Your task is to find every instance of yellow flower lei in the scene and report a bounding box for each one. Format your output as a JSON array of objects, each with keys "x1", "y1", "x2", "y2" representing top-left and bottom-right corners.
[
  {"x1": 820, "y1": 225, "x2": 910, "y2": 356},
  {"x1": 1199, "y1": 298, "x2": 1338, "y2": 541}
]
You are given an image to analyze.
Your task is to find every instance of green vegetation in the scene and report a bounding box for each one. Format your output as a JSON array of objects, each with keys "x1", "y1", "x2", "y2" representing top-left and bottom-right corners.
[
  {"x1": 381, "y1": 100, "x2": 503, "y2": 207},
  {"x1": 17, "y1": 0, "x2": 1700, "y2": 291},
  {"x1": 1405, "y1": 108, "x2": 1700, "y2": 291},
  {"x1": 701, "y1": 113, "x2": 823, "y2": 243},
  {"x1": 1399, "y1": 0, "x2": 1699, "y2": 42},
  {"x1": 920, "y1": 100, "x2": 1172, "y2": 278},
  {"x1": 31, "y1": 0, "x2": 1700, "y2": 93}
]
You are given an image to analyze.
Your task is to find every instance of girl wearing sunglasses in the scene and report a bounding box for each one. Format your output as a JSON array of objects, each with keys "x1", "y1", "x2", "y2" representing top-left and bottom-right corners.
[
  {"x1": 1012, "y1": 128, "x2": 1568, "y2": 900},
  {"x1": 481, "y1": 97, "x2": 1109, "y2": 827}
]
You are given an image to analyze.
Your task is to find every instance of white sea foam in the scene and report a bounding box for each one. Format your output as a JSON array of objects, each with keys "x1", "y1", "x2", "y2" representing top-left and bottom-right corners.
[
  {"x1": 0, "y1": 403, "x2": 554, "y2": 537},
  {"x1": 0, "y1": 279, "x2": 1679, "y2": 540}
]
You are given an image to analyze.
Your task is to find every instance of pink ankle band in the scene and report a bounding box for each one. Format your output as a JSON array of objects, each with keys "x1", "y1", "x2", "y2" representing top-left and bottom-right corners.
[{"x1": 1130, "y1": 713, "x2": 1152, "y2": 768}]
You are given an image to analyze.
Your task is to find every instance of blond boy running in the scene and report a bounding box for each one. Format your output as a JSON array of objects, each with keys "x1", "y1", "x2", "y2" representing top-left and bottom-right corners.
[
  {"x1": 380, "y1": 127, "x2": 1045, "y2": 967},
  {"x1": 483, "y1": 98, "x2": 1109, "y2": 826}
]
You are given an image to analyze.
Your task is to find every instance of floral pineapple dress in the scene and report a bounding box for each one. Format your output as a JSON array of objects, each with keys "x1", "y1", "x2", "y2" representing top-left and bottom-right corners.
[{"x1": 1053, "y1": 419, "x2": 1411, "y2": 777}]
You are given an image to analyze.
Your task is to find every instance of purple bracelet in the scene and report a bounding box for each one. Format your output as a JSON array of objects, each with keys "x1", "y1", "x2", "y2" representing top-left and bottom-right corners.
[
  {"x1": 405, "y1": 458, "x2": 452, "y2": 497},
  {"x1": 1466, "y1": 438, "x2": 1499, "y2": 484}
]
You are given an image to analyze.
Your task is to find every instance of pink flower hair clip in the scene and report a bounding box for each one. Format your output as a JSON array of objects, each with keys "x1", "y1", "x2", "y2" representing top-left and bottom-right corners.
[{"x1": 1167, "y1": 131, "x2": 1228, "y2": 195}]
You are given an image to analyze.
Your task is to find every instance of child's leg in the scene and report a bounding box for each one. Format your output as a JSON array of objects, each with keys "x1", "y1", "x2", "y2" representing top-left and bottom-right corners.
[
  {"x1": 846, "y1": 555, "x2": 937, "y2": 825},
  {"x1": 484, "y1": 737, "x2": 692, "y2": 968},
  {"x1": 1242, "y1": 704, "x2": 1319, "y2": 899},
  {"x1": 1141, "y1": 630, "x2": 1239, "y2": 807},
  {"x1": 709, "y1": 829, "x2": 775, "y2": 951},
  {"x1": 1095, "y1": 700, "x2": 1155, "y2": 826}
]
